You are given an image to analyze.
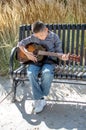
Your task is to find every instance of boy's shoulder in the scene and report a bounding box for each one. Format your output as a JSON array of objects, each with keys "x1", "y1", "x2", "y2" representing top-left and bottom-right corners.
[
  {"x1": 28, "y1": 34, "x2": 38, "y2": 40},
  {"x1": 49, "y1": 31, "x2": 58, "y2": 35},
  {"x1": 48, "y1": 31, "x2": 59, "y2": 39}
]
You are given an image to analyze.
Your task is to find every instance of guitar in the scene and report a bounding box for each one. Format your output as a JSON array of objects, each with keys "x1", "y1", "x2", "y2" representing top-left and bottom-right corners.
[{"x1": 17, "y1": 43, "x2": 80, "y2": 63}]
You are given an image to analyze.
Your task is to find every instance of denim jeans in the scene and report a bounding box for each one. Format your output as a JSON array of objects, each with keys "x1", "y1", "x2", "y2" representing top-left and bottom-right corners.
[{"x1": 27, "y1": 64, "x2": 55, "y2": 100}]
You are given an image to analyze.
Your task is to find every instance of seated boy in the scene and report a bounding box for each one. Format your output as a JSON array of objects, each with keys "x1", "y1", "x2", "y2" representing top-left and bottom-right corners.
[{"x1": 18, "y1": 21, "x2": 69, "y2": 113}]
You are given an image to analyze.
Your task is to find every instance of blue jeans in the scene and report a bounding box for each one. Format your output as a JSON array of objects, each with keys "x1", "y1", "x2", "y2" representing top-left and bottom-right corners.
[{"x1": 27, "y1": 64, "x2": 55, "y2": 100}]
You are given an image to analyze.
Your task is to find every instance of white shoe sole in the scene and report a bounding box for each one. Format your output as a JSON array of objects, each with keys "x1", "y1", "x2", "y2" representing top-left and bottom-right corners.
[{"x1": 34, "y1": 101, "x2": 47, "y2": 114}]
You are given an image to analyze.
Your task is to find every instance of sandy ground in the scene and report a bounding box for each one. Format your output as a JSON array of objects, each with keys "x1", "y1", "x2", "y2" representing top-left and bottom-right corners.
[{"x1": 0, "y1": 76, "x2": 86, "y2": 130}]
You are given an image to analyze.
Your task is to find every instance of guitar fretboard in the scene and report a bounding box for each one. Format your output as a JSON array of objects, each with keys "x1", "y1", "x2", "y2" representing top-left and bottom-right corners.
[{"x1": 38, "y1": 50, "x2": 63, "y2": 59}]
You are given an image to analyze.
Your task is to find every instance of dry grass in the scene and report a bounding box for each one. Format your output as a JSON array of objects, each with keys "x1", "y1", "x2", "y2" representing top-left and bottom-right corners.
[{"x1": 0, "y1": 0, "x2": 86, "y2": 75}]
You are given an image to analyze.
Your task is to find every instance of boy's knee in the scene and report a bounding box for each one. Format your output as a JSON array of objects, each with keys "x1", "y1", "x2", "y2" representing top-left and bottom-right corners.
[
  {"x1": 42, "y1": 69, "x2": 53, "y2": 77},
  {"x1": 27, "y1": 71, "x2": 33, "y2": 77}
]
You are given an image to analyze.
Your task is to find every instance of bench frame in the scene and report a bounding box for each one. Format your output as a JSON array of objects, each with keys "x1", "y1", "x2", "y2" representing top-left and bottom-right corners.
[{"x1": 9, "y1": 24, "x2": 86, "y2": 102}]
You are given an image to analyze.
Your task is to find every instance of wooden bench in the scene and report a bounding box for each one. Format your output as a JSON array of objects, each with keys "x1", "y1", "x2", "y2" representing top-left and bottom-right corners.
[{"x1": 9, "y1": 24, "x2": 86, "y2": 102}]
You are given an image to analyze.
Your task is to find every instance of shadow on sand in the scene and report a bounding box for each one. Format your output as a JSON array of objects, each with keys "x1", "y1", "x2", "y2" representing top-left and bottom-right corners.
[{"x1": 15, "y1": 97, "x2": 86, "y2": 130}]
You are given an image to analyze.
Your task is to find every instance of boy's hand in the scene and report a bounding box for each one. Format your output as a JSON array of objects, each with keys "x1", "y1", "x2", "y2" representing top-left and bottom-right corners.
[
  {"x1": 61, "y1": 53, "x2": 70, "y2": 61},
  {"x1": 26, "y1": 52, "x2": 37, "y2": 63},
  {"x1": 19, "y1": 46, "x2": 37, "y2": 63}
]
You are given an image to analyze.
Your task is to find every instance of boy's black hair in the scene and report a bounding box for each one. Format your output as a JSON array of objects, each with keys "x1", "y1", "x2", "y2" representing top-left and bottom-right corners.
[{"x1": 32, "y1": 21, "x2": 46, "y2": 33}]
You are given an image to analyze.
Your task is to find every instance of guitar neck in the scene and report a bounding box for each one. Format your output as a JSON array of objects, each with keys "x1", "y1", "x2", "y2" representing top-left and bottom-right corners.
[{"x1": 38, "y1": 50, "x2": 63, "y2": 59}]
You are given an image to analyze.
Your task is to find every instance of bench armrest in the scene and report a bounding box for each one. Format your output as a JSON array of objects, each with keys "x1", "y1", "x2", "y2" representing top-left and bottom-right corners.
[{"x1": 9, "y1": 46, "x2": 18, "y2": 74}]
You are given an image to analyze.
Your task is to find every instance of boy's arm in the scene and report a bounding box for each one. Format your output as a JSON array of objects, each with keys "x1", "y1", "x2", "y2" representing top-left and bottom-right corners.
[
  {"x1": 18, "y1": 36, "x2": 32, "y2": 46},
  {"x1": 17, "y1": 36, "x2": 37, "y2": 62},
  {"x1": 18, "y1": 45, "x2": 37, "y2": 63},
  {"x1": 54, "y1": 34, "x2": 69, "y2": 61}
]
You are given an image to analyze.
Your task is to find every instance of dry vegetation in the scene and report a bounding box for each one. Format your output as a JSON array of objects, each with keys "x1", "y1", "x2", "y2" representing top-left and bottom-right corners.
[{"x1": 0, "y1": 0, "x2": 86, "y2": 75}]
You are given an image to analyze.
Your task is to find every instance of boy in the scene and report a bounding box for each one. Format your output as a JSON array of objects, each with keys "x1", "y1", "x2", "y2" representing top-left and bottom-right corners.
[{"x1": 18, "y1": 21, "x2": 69, "y2": 113}]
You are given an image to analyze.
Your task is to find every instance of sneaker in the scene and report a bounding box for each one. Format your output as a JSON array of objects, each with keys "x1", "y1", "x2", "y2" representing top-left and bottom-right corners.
[
  {"x1": 32, "y1": 97, "x2": 44, "y2": 109},
  {"x1": 34, "y1": 99, "x2": 46, "y2": 113}
]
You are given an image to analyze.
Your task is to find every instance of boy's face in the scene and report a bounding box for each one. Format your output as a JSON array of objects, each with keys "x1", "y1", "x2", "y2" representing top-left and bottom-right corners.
[{"x1": 34, "y1": 28, "x2": 48, "y2": 40}]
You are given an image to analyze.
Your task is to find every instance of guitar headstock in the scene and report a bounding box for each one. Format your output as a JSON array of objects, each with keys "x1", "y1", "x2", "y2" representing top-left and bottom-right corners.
[{"x1": 69, "y1": 54, "x2": 80, "y2": 62}]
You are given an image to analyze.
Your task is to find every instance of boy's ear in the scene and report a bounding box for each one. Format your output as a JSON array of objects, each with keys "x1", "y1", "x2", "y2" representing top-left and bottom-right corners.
[{"x1": 46, "y1": 27, "x2": 48, "y2": 31}]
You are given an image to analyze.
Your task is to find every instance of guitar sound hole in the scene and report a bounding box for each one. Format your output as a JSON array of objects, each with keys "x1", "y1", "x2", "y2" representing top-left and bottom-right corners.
[{"x1": 33, "y1": 49, "x2": 38, "y2": 56}]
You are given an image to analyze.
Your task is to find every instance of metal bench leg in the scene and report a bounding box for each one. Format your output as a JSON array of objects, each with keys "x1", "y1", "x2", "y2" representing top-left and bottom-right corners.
[{"x1": 11, "y1": 80, "x2": 18, "y2": 102}]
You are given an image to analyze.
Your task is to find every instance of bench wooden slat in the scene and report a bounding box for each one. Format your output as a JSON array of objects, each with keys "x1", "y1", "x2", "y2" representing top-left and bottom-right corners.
[
  {"x1": 85, "y1": 49, "x2": 86, "y2": 65},
  {"x1": 13, "y1": 66, "x2": 25, "y2": 78},
  {"x1": 26, "y1": 25, "x2": 31, "y2": 37},
  {"x1": 80, "y1": 25, "x2": 85, "y2": 65},
  {"x1": 19, "y1": 25, "x2": 26, "y2": 41},
  {"x1": 76, "y1": 25, "x2": 80, "y2": 56},
  {"x1": 61, "y1": 25, "x2": 66, "y2": 65},
  {"x1": 53, "y1": 24, "x2": 57, "y2": 33},
  {"x1": 62, "y1": 24, "x2": 66, "y2": 54},
  {"x1": 71, "y1": 25, "x2": 75, "y2": 60}
]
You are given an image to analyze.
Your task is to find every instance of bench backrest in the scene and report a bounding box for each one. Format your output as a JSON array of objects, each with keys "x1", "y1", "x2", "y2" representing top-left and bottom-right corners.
[{"x1": 19, "y1": 24, "x2": 86, "y2": 66}]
